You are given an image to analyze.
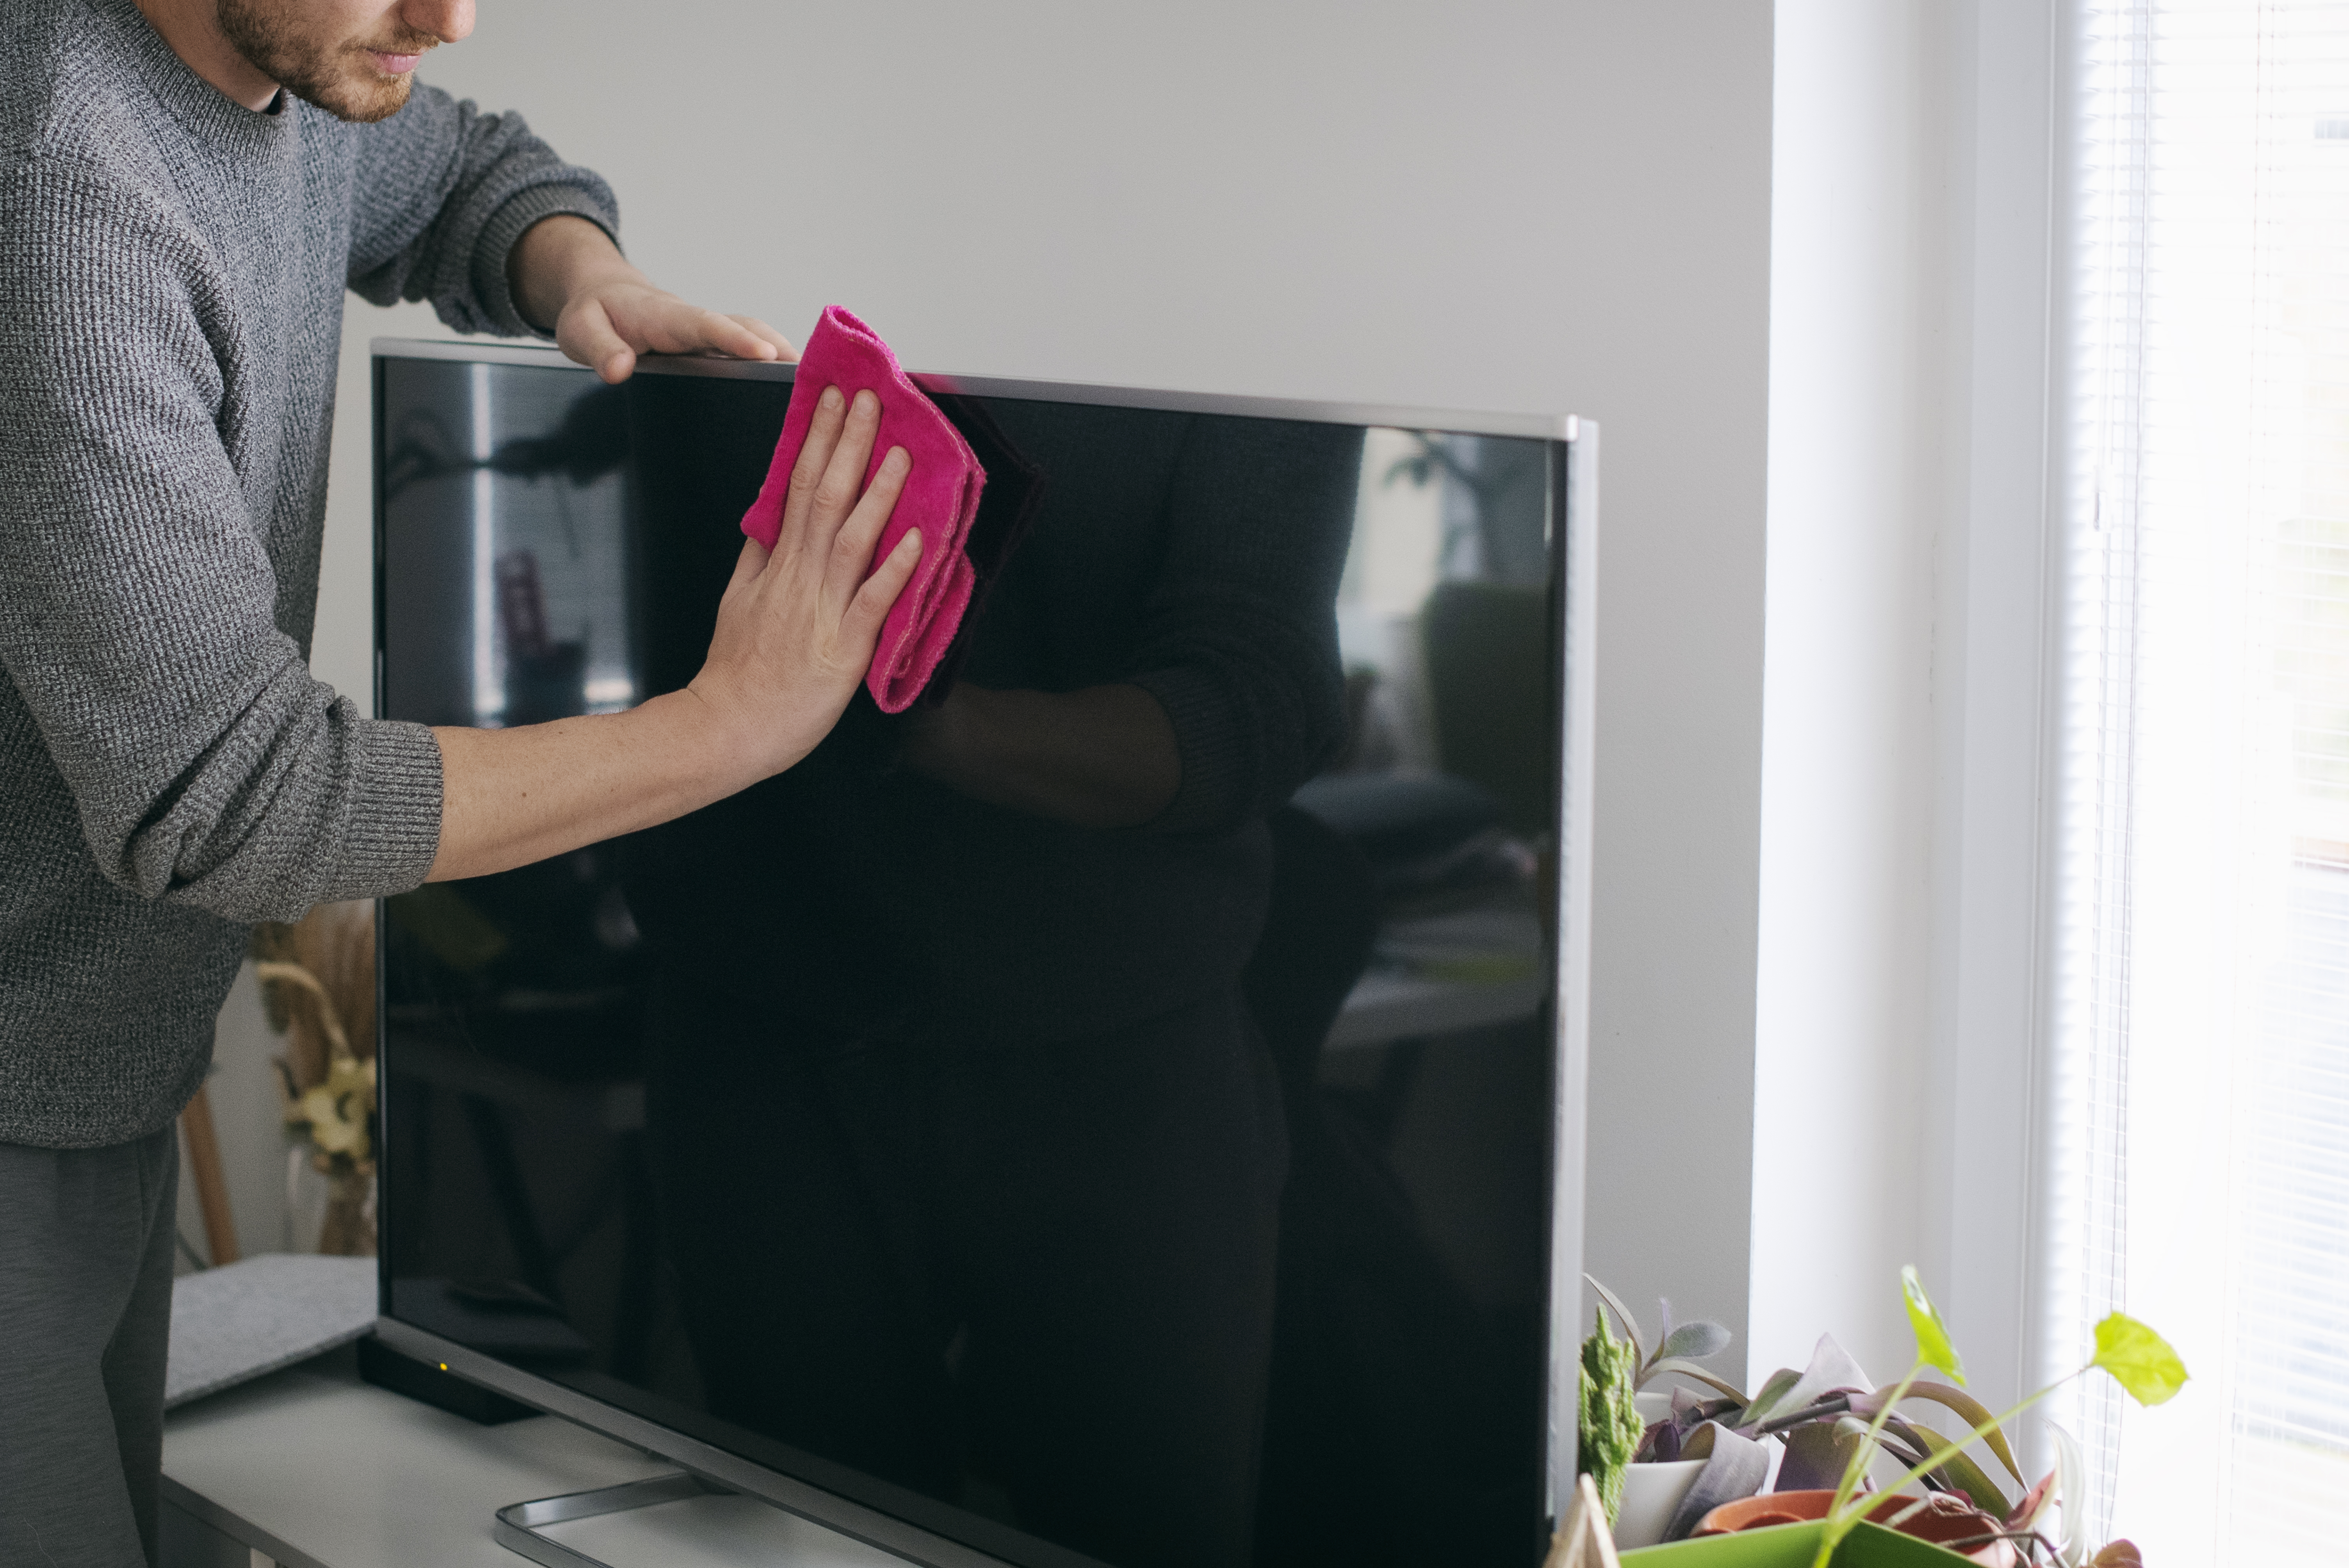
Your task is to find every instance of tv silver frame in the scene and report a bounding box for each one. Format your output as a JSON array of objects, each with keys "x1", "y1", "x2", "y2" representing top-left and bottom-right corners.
[{"x1": 369, "y1": 337, "x2": 1598, "y2": 1567}]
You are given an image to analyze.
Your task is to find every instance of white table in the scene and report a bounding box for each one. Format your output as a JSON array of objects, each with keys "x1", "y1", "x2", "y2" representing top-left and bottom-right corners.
[
  {"x1": 162, "y1": 1345, "x2": 937, "y2": 1568},
  {"x1": 162, "y1": 1344, "x2": 670, "y2": 1568}
]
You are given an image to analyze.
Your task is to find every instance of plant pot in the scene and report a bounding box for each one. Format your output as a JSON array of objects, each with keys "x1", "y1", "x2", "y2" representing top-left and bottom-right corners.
[
  {"x1": 1693, "y1": 1492, "x2": 2016, "y2": 1568},
  {"x1": 1615, "y1": 1459, "x2": 1707, "y2": 1550},
  {"x1": 1622, "y1": 1518, "x2": 1985, "y2": 1567}
]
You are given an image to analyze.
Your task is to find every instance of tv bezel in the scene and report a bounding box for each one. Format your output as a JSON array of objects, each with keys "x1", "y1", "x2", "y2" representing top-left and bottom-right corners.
[{"x1": 368, "y1": 337, "x2": 1599, "y2": 1568}]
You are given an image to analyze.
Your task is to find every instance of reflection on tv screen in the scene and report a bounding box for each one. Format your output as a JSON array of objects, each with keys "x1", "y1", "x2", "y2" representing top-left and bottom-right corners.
[{"x1": 378, "y1": 356, "x2": 1560, "y2": 1568}]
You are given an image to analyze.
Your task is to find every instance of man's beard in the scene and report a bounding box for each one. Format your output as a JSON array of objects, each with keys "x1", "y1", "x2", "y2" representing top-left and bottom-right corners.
[{"x1": 216, "y1": 0, "x2": 435, "y2": 124}]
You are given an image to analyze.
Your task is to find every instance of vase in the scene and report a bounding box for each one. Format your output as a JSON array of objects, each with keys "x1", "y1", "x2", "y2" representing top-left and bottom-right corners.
[
  {"x1": 286, "y1": 1147, "x2": 377, "y2": 1255},
  {"x1": 1616, "y1": 1458, "x2": 1708, "y2": 1549},
  {"x1": 1695, "y1": 1491, "x2": 2016, "y2": 1568},
  {"x1": 318, "y1": 1162, "x2": 377, "y2": 1256}
]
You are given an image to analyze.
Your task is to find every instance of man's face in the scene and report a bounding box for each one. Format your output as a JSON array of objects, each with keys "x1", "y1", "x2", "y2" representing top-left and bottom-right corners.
[{"x1": 216, "y1": 0, "x2": 474, "y2": 123}]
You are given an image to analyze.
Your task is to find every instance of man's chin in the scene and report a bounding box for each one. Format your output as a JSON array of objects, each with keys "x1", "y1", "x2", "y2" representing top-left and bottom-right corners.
[{"x1": 291, "y1": 65, "x2": 414, "y2": 125}]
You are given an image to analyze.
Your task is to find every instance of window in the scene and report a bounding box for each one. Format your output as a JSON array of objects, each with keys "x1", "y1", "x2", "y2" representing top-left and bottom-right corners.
[{"x1": 2055, "y1": 3, "x2": 2349, "y2": 1561}]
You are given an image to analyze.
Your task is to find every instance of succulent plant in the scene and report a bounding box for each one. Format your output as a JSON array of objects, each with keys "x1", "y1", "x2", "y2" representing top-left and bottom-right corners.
[{"x1": 1577, "y1": 1306, "x2": 1645, "y2": 1524}]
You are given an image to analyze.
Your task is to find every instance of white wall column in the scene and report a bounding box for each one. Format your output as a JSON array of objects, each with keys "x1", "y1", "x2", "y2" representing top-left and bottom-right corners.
[
  {"x1": 1753, "y1": 0, "x2": 2065, "y2": 1418},
  {"x1": 1753, "y1": 0, "x2": 1965, "y2": 1385}
]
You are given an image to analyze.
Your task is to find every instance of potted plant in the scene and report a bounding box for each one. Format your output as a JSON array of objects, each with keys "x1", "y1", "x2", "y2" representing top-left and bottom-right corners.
[
  {"x1": 1571, "y1": 1269, "x2": 2183, "y2": 1568},
  {"x1": 1576, "y1": 1280, "x2": 1744, "y2": 1549}
]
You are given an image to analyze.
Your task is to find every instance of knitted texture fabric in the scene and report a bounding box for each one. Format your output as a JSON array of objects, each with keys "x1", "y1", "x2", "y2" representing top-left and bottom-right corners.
[{"x1": 0, "y1": 0, "x2": 620, "y2": 1147}]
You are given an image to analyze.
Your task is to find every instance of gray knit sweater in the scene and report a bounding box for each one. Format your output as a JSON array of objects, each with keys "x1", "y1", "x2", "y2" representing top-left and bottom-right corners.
[{"x1": 0, "y1": 0, "x2": 619, "y2": 1147}]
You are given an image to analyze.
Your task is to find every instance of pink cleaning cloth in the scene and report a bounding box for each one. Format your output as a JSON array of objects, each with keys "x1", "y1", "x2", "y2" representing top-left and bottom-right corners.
[{"x1": 739, "y1": 305, "x2": 983, "y2": 713}]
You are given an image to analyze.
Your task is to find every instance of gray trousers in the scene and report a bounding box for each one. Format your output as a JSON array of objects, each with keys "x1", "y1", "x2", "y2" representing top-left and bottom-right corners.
[{"x1": 0, "y1": 1124, "x2": 178, "y2": 1568}]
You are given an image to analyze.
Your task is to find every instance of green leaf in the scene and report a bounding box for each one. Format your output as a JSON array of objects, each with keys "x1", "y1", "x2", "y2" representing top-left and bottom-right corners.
[
  {"x1": 1659, "y1": 1319, "x2": 1734, "y2": 1362},
  {"x1": 1901, "y1": 1264, "x2": 1967, "y2": 1386},
  {"x1": 2091, "y1": 1314, "x2": 2188, "y2": 1406},
  {"x1": 1874, "y1": 1381, "x2": 2025, "y2": 1485},
  {"x1": 1583, "y1": 1274, "x2": 1647, "y2": 1369},
  {"x1": 1879, "y1": 1417, "x2": 2013, "y2": 1516},
  {"x1": 1735, "y1": 1365, "x2": 1804, "y2": 1430},
  {"x1": 1638, "y1": 1356, "x2": 1750, "y2": 1403}
]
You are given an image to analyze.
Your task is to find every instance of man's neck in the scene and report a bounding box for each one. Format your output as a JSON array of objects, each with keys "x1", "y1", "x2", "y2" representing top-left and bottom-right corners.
[{"x1": 134, "y1": 0, "x2": 281, "y2": 112}]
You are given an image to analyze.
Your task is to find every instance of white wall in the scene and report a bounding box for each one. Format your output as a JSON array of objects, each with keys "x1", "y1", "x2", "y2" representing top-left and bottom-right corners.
[
  {"x1": 207, "y1": 2, "x2": 1786, "y2": 1381},
  {"x1": 1751, "y1": 0, "x2": 2063, "y2": 1419},
  {"x1": 1751, "y1": 0, "x2": 1960, "y2": 1388}
]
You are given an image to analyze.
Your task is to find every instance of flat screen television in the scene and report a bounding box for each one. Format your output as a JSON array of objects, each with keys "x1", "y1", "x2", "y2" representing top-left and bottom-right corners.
[{"x1": 370, "y1": 339, "x2": 1597, "y2": 1568}]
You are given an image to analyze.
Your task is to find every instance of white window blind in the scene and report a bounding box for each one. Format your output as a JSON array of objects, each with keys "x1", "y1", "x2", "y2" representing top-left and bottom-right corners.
[{"x1": 2056, "y1": 3, "x2": 2349, "y2": 1562}]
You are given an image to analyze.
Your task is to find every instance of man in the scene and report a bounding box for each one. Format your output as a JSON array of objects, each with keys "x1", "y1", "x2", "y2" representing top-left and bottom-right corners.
[{"x1": 0, "y1": 2, "x2": 921, "y2": 1562}]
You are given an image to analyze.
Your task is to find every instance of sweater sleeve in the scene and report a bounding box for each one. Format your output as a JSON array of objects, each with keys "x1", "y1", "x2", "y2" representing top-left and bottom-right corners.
[
  {"x1": 344, "y1": 84, "x2": 620, "y2": 338},
  {"x1": 1127, "y1": 418, "x2": 1361, "y2": 836},
  {"x1": 0, "y1": 161, "x2": 443, "y2": 923}
]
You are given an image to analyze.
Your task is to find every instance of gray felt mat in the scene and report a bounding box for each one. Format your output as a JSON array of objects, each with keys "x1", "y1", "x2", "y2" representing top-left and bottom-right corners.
[{"x1": 166, "y1": 1253, "x2": 379, "y2": 1409}]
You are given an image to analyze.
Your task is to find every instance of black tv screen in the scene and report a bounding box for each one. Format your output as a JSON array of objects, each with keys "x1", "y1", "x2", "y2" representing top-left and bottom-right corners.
[{"x1": 372, "y1": 342, "x2": 1595, "y2": 1568}]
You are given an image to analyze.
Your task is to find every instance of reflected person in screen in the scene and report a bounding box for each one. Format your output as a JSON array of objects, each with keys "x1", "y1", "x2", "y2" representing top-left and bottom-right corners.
[
  {"x1": 635, "y1": 407, "x2": 1362, "y2": 1568},
  {"x1": 0, "y1": 4, "x2": 920, "y2": 1564}
]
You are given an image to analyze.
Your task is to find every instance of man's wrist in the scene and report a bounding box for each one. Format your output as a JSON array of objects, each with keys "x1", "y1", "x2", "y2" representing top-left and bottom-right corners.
[
  {"x1": 509, "y1": 214, "x2": 639, "y2": 332},
  {"x1": 654, "y1": 682, "x2": 766, "y2": 797}
]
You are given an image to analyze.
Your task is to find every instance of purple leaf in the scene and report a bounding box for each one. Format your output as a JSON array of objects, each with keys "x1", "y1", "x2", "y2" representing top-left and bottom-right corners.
[
  {"x1": 1738, "y1": 1335, "x2": 1871, "y2": 1429},
  {"x1": 1774, "y1": 1419, "x2": 1870, "y2": 1494},
  {"x1": 1782, "y1": 1334, "x2": 1875, "y2": 1411},
  {"x1": 2006, "y1": 1467, "x2": 2057, "y2": 1533},
  {"x1": 1660, "y1": 1422, "x2": 1771, "y2": 1543}
]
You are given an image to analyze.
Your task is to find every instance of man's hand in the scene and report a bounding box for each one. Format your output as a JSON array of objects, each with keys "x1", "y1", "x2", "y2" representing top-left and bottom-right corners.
[
  {"x1": 423, "y1": 381, "x2": 920, "y2": 882},
  {"x1": 508, "y1": 214, "x2": 795, "y2": 383},
  {"x1": 687, "y1": 385, "x2": 923, "y2": 778}
]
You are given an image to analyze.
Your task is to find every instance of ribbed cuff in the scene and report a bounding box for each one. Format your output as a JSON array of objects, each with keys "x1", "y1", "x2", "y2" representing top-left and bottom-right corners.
[
  {"x1": 473, "y1": 184, "x2": 624, "y2": 338},
  {"x1": 1130, "y1": 666, "x2": 1253, "y2": 836},
  {"x1": 329, "y1": 718, "x2": 445, "y2": 899}
]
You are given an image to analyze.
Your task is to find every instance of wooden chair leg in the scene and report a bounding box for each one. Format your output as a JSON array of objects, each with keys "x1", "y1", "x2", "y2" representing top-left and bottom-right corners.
[{"x1": 180, "y1": 1082, "x2": 241, "y2": 1266}]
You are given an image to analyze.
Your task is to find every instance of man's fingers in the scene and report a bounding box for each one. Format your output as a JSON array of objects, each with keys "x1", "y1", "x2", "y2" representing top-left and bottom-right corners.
[
  {"x1": 562, "y1": 299, "x2": 637, "y2": 384},
  {"x1": 844, "y1": 529, "x2": 924, "y2": 646},
  {"x1": 779, "y1": 385, "x2": 848, "y2": 554},
  {"x1": 826, "y1": 447, "x2": 911, "y2": 609},
  {"x1": 727, "y1": 536, "x2": 770, "y2": 595},
  {"x1": 730, "y1": 315, "x2": 798, "y2": 362},
  {"x1": 809, "y1": 390, "x2": 881, "y2": 546},
  {"x1": 693, "y1": 309, "x2": 779, "y2": 362}
]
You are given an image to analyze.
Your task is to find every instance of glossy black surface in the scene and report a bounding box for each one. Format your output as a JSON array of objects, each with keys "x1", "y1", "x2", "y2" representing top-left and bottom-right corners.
[{"x1": 376, "y1": 356, "x2": 1563, "y2": 1568}]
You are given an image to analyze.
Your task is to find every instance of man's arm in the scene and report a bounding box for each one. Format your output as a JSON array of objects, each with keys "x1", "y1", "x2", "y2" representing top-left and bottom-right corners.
[
  {"x1": 348, "y1": 89, "x2": 793, "y2": 376},
  {"x1": 346, "y1": 84, "x2": 615, "y2": 338},
  {"x1": 425, "y1": 386, "x2": 918, "y2": 882},
  {"x1": 0, "y1": 166, "x2": 442, "y2": 920}
]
